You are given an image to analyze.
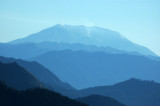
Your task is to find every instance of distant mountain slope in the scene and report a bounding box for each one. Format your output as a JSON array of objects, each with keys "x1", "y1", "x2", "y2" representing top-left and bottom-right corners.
[
  {"x1": 0, "y1": 56, "x2": 77, "y2": 97},
  {"x1": 38, "y1": 41, "x2": 127, "y2": 54},
  {"x1": 32, "y1": 50, "x2": 160, "y2": 89},
  {"x1": 0, "y1": 62, "x2": 42, "y2": 90},
  {"x1": 0, "y1": 43, "x2": 48, "y2": 59},
  {"x1": 0, "y1": 42, "x2": 129, "y2": 60},
  {"x1": 0, "y1": 81, "x2": 88, "y2": 106},
  {"x1": 9, "y1": 24, "x2": 156, "y2": 56},
  {"x1": 1, "y1": 42, "x2": 159, "y2": 61},
  {"x1": 0, "y1": 42, "x2": 141, "y2": 59},
  {"x1": 38, "y1": 41, "x2": 160, "y2": 61},
  {"x1": 77, "y1": 95, "x2": 126, "y2": 106},
  {"x1": 79, "y1": 78, "x2": 160, "y2": 106}
]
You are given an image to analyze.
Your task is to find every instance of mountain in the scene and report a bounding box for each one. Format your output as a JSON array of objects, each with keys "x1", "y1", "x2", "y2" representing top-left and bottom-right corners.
[
  {"x1": 0, "y1": 62, "x2": 42, "y2": 90},
  {"x1": 32, "y1": 50, "x2": 160, "y2": 89},
  {"x1": 38, "y1": 41, "x2": 160, "y2": 61},
  {"x1": 79, "y1": 78, "x2": 160, "y2": 106},
  {"x1": 0, "y1": 56, "x2": 77, "y2": 97},
  {"x1": 0, "y1": 42, "x2": 132, "y2": 59},
  {"x1": 38, "y1": 41, "x2": 127, "y2": 54},
  {"x1": 76, "y1": 95, "x2": 126, "y2": 106},
  {"x1": 0, "y1": 42, "x2": 125, "y2": 60},
  {"x1": 1, "y1": 42, "x2": 159, "y2": 62},
  {"x1": 0, "y1": 81, "x2": 88, "y2": 106},
  {"x1": 9, "y1": 24, "x2": 156, "y2": 56},
  {"x1": 0, "y1": 43, "x2": 49, "y2": 59}
]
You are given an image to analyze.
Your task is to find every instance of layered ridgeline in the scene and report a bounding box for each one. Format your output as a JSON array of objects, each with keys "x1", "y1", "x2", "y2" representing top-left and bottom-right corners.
[
  {"x1": 79, "y1": 78, "x2": 160, "y2": 106},
  {"x1": 77, "y1": 95, "x2": 126, "y2": 106},
  {"x1": 0, "y1": 56, "x2": 78, "y2": 97},
  {"x1": 0, "y1": 81, "x2": 88, "y2": 106},
  {"x1": 0, "y1": 57, "x2": 126, "y2": 106},
  {"x1": 0, "y1": 42, "x2": 134, "y2": 59},
  {"x1": 0, "y1": 58, "x2": 159, "y2": 106},
  {"x1": 32, "y1": 50, "x2": 160, "y2": 89},
  {"x1": 1, "y1": 24, "x2": 160, "y2": 89},
  {"x1": 0, "y1": 43, "x2": 48, "y2": 59},
  {"x1": 0, "y1": 62, "x2": 43, "y2": 90},
  {"x1": 9, "y1": 24, "x2": 155, "y2": 56}
]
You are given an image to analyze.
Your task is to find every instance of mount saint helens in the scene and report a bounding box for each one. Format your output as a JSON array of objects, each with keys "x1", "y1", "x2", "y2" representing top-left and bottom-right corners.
[{"x1": 9, "y1": 24, "x2": 156, "y2": 56}]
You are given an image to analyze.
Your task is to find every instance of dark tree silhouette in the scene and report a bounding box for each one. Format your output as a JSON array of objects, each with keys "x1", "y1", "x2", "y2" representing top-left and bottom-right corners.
[{"x1": 0, "y1": 81, "x2": 88, "y2": 106}]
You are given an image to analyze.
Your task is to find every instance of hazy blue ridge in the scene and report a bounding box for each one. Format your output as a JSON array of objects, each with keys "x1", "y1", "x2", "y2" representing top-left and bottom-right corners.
[
  {"x1": 31, "y1": 49, "x2": 160, "y2": 89},
  {"x1": 0, "y1": 62, "x2": 43, "y2": 90},
  {"x1": 0, "y1": 56, "x2": 78, "y2": 97},
  {"x1": 79, "y1": 78, "x2": 160, "y2": 106},
  {"x1": 9, "y1": 24, "x2": 156, "y2": 56},
  {"x1": 76, "y1": 95, "x2": 126, "y2": 106}
]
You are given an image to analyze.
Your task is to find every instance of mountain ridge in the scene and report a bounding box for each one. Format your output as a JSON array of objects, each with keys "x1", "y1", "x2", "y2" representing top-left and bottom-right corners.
[
  {"x1": 0, "y1": 81, "x2": 88, "y2": 106},
  {"x1": 31, "y1": 49, "x2": 160, "y2": 89},
  {"x1": 76, "y1": 95, "x2": 126, "y2": 106},
  {"x1": 0, "y1": 56, "x2": 78, "y2": 97},
  {"x1": 0, "y1": 62, "x2": 43, "y2": 90},
  {"x1": 79, "y1": 78, "x2": 160, "y2": 106},
  {"x1": 9, "y1": 24, "x2": 156, "y2": 56}
]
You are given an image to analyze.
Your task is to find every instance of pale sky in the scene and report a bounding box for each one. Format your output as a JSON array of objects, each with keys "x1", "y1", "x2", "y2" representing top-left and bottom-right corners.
[{"x1": 0, "y1": 0, "x2": 160, "y2": 55}]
